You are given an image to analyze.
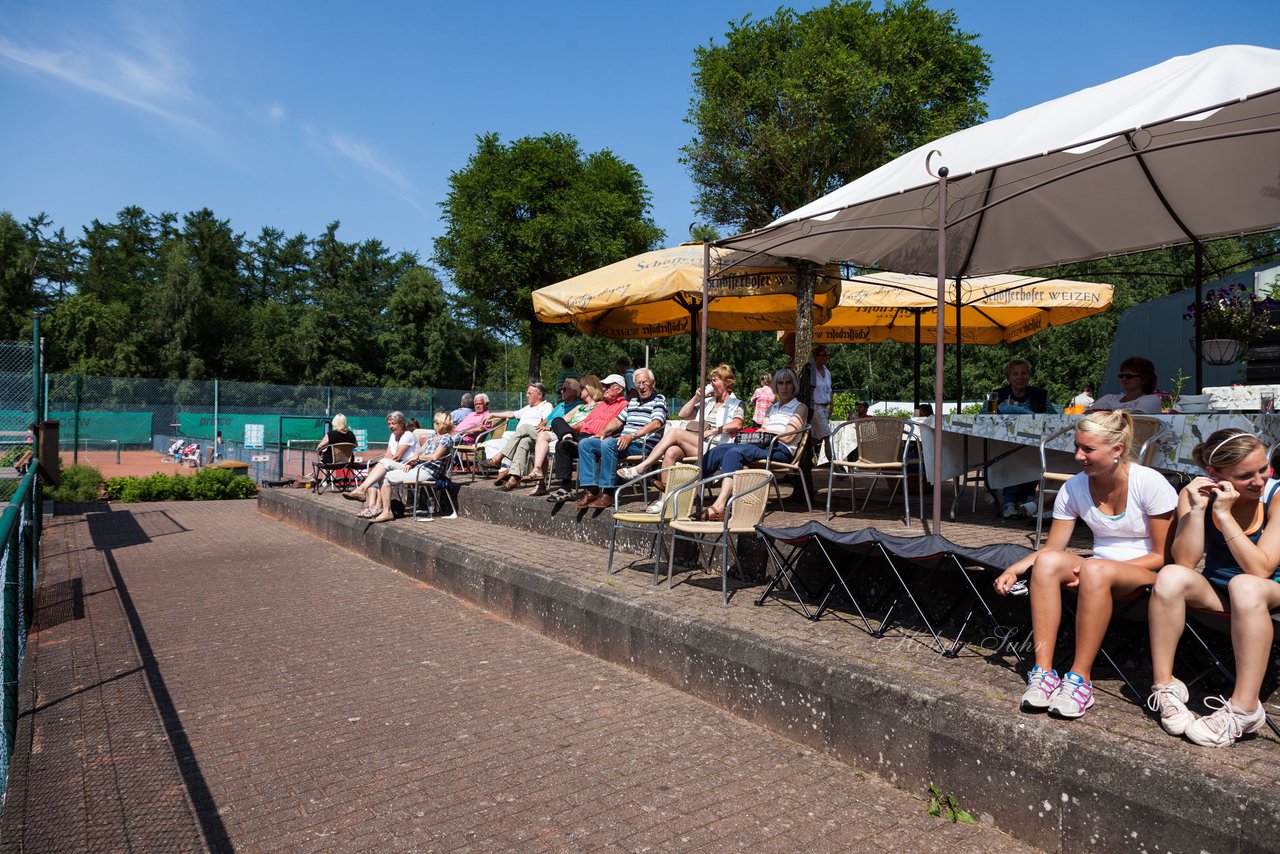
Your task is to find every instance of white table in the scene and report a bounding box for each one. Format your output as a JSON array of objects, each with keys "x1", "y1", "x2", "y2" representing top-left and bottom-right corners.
[{"x1": 917, "y1": 413, "x2": 1280, "y2": 492}]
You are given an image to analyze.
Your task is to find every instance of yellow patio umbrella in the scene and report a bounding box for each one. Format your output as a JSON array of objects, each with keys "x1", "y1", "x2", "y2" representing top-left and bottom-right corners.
[
  {"x1": 815, "y1": 272, "x2": 1114, "y2": 345},
  {"x1": 816, "y1": 272, "x2": 1113, "y2": 408},
  {"x1": 533, "y1": 243, "x2": 841, "y2": 339}
]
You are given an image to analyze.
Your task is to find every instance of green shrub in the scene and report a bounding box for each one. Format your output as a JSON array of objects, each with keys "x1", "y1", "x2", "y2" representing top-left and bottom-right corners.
[
  {"x1": 105, "y1": 468, "x2": 258, "y2": 503},
  {"x1": 47, "y1": 464, "x2": 105, "y2": 503},
  {"x1": 190, "y1": 468, "x2": 258, "y2": 500}
]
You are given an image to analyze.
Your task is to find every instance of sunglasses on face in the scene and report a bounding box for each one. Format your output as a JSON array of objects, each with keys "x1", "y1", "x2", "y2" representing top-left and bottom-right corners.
[{"x1": 1117, "y1": 372, "x2": 1140, "y2": 379}]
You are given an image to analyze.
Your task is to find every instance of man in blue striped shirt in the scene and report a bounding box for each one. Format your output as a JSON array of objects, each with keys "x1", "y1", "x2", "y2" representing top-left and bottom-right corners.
[{"x1": 575, "y1": 367, "x2": 667, "y2": 509}]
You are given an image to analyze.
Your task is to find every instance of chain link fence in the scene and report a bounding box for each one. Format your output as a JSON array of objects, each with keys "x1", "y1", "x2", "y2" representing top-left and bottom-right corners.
[
  {"x1": 1, "y1": 335, "x2": 38, "y2": 801},
  {"x1": 42, "y1": 374, "x2": 526, "y2": 481},
  {"x1": 0, "y1": 342, "x2": 37, "y2": 458}
]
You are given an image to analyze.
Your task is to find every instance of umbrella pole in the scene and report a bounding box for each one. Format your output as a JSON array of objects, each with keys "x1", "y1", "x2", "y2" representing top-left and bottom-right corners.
[
  {"x1": 913, "y1": 311, "x2": 922, "y2": 409},
  {"x1": 696, "y1": 243, "x2": 710, "y2": 490},
  {"x1": 954, "y1": 276, "x2": 963, "y2": 410},
  {"x1": 932, "y1": 168, "x2": 949, "y2": 533},
  {"x1": 1194, "y1": 242, "x2": 1204, "y2": 392},
  {"x1": 688, "y1": 304, "x2": 699, "y2": 396}
]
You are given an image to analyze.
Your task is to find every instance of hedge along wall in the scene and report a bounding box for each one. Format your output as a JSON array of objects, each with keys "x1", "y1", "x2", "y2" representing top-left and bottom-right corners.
[{"x1": 0, "y1": 409, "x2": 152, "y2": 446}]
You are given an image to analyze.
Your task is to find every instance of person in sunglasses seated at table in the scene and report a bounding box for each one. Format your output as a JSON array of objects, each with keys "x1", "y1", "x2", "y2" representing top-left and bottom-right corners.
[
  {"x1": 1091, "y1": 357, "x2": 1163, "y2": 413},
  {"x1": 994, "y1": 359, "x2": 1050, "y2": 518}
]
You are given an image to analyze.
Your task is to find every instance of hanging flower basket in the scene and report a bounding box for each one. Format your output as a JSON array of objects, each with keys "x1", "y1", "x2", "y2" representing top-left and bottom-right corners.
[
  {"x1": 1197, "y1": 338, "x2": 1247, "y2": 365},
  {"x1": 1185, "y1": 284, "x2": 1276, "y2": 365}
]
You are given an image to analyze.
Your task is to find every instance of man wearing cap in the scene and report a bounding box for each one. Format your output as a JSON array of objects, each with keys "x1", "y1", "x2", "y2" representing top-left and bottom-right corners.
[
  {"x1": 574, "y1": 367, "x2": 667, "y2": 509},
  {"x1": 544, "y1": 374, "x2": 630, "y2": 503}
]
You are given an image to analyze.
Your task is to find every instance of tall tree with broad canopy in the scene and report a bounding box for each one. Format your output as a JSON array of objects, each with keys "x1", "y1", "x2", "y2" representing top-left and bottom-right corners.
[
  {"x1": 683, "y1": 0, "x2": 992, "y2": 232},
  {"x1": 682, "y1": 0, "x2": 991, "y2": 370},
  {"x1": 434, "y1": 132, "x2": 664, "y2": 382}
]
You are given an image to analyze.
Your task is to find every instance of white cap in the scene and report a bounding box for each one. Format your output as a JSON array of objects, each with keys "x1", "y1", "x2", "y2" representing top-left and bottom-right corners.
[{"x1": 602, "y1": 374, "x2": 626, "y2": 387}]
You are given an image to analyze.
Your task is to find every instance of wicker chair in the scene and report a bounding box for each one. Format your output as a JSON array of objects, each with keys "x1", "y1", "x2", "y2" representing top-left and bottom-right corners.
[
  {"x1": 606, "y1": 463, "x2": 700, "y2": 580},
  {"x1": 745, "y1": 426, "x2": 812, "y2": 511},
  {"x1": 825, "y1": 417, "x2": 922, "y2": 527},
  {"x1": 662, "y1": 469, "x2": 774, "y2": 605}
]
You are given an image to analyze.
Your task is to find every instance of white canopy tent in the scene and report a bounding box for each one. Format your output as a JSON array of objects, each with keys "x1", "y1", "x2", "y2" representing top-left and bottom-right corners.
[{"x1": 719, "y1": 44, "x2": 1280, "y2": 530}]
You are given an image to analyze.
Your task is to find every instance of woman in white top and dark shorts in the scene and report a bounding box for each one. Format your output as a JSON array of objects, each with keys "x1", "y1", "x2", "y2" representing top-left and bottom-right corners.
[
  {"x1": 994, "y1": 410, "x2": 1177, "y2": 719},
  {"x1": 698, "y1": 367, "x2": 808, "y2": 522}
]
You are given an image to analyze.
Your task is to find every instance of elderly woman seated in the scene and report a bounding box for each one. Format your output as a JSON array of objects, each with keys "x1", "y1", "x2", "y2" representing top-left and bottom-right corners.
[
  {"x1": 344, "y1": 411, "x2": 419, "y2": 515},
  {"x1": 696, "y1": 367, "x2": 808, "y2": 521},
  {"x1": 493, "y1": 379, "x2": 584, "y2": 489},
  {"x1": 617, "y1": 364, "x2": 744, "y2": 506},
  {"x1": 366, "y1": 412, "x2": 457, "y2": 523}
]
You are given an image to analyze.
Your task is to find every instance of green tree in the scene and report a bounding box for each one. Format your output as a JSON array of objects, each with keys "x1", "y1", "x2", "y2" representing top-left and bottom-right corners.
[
  {"x1": 0, "y1": 212, "x2": 40, "y2": 340},
  {"x1": 150, "y1": 209, "x2": 248, "y2": 379},
  {"x1": 682, "y1": 0, "x2": 991, "y2": 232},
  {"x1": 380, "y1": 265, "x2": 471, "y2": 390},
  {"x1": 434, "y1": 131, "x2": 664, "y2": 383}
]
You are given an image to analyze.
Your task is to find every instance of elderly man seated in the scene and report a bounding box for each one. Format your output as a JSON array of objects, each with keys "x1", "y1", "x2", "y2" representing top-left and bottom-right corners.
[
  {"x1": 450, "y1": 393, "x2": 475, "y2": 426},
  {"x1": 455, "y1": 393, "x2": 492, "y2": 444},
  {"x1": 573, "y1": 367, "x2": 667, "y2": 509},
  {"x1": 545, "y1": 375, "x2": 629, "y2": 503},
  {"x1": 480, "y1": 383, "x2": 553, "y2": 472},
  {"x1": 494, "y1": 378, "x2": 584, "y2": 489}
]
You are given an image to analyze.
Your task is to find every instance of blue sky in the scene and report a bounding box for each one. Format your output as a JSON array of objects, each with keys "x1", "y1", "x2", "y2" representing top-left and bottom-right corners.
[{"x1": 1, "y1": 0, "x2": 1277, "y2": 274}]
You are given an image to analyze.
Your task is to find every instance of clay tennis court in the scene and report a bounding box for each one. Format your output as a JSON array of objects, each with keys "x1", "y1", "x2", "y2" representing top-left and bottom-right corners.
[{"x1": 58, "y1": 446, "x2": 319, "y2": 482}]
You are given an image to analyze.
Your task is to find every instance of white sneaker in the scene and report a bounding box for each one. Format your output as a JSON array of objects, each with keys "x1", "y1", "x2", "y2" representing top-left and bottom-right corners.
[
  {"x1": 1020, "y1": 667, "x2": 1061, "y2": 711},
  {"x1": 1019, "y1": 500, "x2": 1038, "y2": 518},
  {"x1": 1146, "y1": 678, "x2": 1196, "y2": 736},
  {"x1": 1002, "y1": 504, "x2": 1018, "y2": 519},
  {"x1": 1184, "y1": 696, "x2": 1268, "y2": 747},
  {"x1": 1047, "y1": 672, "x2": 1094, "y2": 718}
]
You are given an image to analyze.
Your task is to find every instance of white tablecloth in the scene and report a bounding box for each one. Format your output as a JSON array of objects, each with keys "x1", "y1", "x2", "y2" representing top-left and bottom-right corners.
[{"x1": 915, "y1": 413, "x2": 1280, "y2": 488}]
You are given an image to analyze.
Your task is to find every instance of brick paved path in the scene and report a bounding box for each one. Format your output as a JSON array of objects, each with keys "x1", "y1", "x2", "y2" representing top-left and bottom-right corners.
[{"x1": 0, "y1": 501, "x2": 1034, "y2": 852}]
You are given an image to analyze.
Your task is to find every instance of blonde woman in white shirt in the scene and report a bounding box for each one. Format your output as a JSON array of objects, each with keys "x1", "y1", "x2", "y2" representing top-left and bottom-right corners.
[
  {"x1": 619, "y1": 364, "x2": 744, "y2": 495},
  {"x1": 994, "y1": 410, "x2": 1177, "y2": 719}
]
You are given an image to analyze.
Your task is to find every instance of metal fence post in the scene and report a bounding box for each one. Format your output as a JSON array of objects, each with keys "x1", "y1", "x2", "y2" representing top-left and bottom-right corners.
[{"x1": 72, "y1": 374, "x2": 81, "y2": 465}]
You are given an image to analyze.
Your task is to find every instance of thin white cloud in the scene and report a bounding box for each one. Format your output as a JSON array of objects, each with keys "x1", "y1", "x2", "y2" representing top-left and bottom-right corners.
[
  {"x1": 0, "y1": 8, "x2": 204, "y2": 132},
  {"x1": 267, "y1": 103, "x2": 287, "y2": 121},
  {"x1": 328, "y1": 133, "x2": 425, "y2": 213}
]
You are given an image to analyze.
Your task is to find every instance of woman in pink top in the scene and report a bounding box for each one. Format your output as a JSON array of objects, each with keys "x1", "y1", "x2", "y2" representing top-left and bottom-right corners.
[{"x1": 749, "y1": 373, "x2": 775, "y2": 427}]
